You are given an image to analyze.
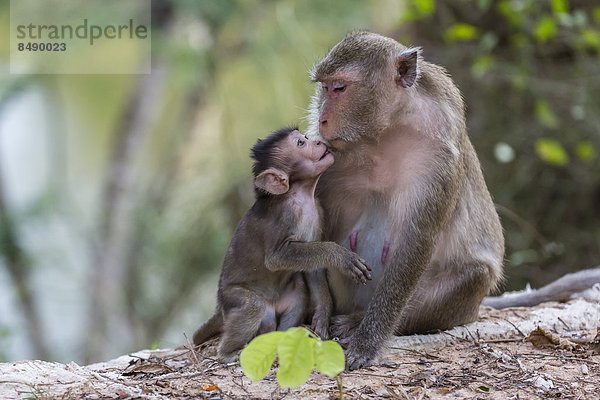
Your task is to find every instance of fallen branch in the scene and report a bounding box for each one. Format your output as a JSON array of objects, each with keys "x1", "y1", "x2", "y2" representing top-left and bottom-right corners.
[{"x1": 0, "y1": 295, "x2": 598, "y2": 400}]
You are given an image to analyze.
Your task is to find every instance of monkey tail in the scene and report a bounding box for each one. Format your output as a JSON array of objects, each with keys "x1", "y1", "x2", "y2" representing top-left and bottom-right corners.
[
  {"x1": 483, "y1": 266, "x2": 600, "y2": 309},
  {"x1": 192, "y1": 312, "x2": 223, "y2": 346}
]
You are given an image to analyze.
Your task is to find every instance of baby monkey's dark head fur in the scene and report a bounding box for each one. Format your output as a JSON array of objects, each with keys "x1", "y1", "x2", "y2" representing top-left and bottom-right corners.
[
  {"x1": 250, "y1": 126, "x2": 334, "y2": 198},
  {"x1": 251, "y1": 126, "x2": 298, "y2": 178}
]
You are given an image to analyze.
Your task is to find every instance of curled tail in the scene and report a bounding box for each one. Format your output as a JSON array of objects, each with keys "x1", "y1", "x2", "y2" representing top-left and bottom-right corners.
[
  {"x1": 483, "y1": 266, "x2": 600, "y2": 309},
  {"x1": 192, "y1": 312, "x2": 223, "y2": 346}
]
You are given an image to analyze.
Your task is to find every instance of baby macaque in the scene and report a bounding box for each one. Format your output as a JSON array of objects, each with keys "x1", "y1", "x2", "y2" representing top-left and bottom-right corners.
[{"x1": 192, "y1": 127, "x2": 371, "y2": 361}]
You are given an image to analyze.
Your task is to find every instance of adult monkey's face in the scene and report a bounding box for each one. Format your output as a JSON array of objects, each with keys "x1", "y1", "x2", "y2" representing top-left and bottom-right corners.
[{"x1": 307, "y1": 31, "x2": 420, "y2": 152}]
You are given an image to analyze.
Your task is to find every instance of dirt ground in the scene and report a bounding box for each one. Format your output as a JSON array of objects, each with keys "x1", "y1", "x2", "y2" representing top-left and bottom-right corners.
[{"x1": 1, "y1": 298, "x2": 598, "y2": 399}]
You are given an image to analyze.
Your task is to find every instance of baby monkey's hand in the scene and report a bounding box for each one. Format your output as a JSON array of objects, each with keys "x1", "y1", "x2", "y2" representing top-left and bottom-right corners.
[{"x1": 339, "y1": 249, "x2": 371, "y2": 284}]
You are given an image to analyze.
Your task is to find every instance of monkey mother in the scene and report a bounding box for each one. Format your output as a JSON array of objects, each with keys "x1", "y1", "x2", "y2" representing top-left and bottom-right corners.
[{"x1": 307, "y1": 32, "x2": 504, "y2": 370}]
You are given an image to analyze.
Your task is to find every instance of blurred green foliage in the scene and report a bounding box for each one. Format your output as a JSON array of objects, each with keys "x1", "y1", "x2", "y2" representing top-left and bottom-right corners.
[
  {"x1": 0, "y1": 0, "x2": 598, "y2": 362},
  {"x1": 0, "y1": 325, "x2": 10, "y2": 362},
  {"x1": 407, "y1": 0, "x2": 599, "y2": 286}
]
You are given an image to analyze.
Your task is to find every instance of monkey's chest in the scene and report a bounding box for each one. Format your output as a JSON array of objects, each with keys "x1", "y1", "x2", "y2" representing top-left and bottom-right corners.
[
  {"x1": 297, "y1": 218, "x2": 321, "y2": 242},
  {"x1": 292, "y1": 202, "x2": 322, "y2": 242},
  {"x1": 345, "y1": 215, "x2": 389, "y2": 271},
  {"x1": 329, "y1": 205, "x2": 390, "y2": 311}
]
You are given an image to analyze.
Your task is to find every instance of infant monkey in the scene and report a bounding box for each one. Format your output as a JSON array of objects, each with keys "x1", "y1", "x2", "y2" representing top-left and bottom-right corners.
[{"x1": 192, "y1": 127, "x2": 371, "y2": 361}]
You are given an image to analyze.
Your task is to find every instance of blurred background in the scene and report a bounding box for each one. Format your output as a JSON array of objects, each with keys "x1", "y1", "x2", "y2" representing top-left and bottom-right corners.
[{"x1": 0, "y1": 0, "x2": 598, "y2": 364}]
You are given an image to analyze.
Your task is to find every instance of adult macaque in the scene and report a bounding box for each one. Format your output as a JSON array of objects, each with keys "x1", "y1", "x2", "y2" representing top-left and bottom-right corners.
[
  {"x1": 192, "y1": 127, "x2": 371, "y2": 361},
  {"x1": 307, "y1": 32, "x2": 505, "y2": 369}
]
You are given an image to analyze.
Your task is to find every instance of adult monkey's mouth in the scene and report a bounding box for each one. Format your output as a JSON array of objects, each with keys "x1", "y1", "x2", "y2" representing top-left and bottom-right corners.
[{"x1": 326, "y1": 137, "x2": 350, "y2": 152}]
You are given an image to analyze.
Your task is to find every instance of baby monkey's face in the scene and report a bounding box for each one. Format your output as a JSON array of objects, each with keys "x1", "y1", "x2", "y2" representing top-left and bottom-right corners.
[{"x1": 284, "y1": 130, "x2": 334, "y2": 179}]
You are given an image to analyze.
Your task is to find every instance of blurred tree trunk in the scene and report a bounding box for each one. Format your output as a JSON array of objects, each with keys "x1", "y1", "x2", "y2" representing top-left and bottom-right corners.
[
  {"x1": 0, "y1": 88, "x2": 51, "y2": 359},
  {"x1": 124, "y1": 85, "x2": 206, "y2": 346},
  {"x1": 84, "y1": 0, "x2": 176, "y2": 363},
  {"x1": 84, "y1": 67, "x2": 168, "y2": 364}
]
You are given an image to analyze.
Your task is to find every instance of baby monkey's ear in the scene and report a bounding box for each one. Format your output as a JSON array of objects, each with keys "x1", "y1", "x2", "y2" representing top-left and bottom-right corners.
[{"x1": 255, "y1": 168, "x2": 289, "y2": 195}]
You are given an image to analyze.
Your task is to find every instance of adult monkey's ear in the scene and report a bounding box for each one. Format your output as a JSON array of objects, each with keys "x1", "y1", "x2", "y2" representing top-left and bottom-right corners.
[
  {"x1": 395, "y1": 47, "x2": 422, "y2": 88},
  {"x1": 255, "y1": 168, "x2": 289, "y2": 195}
]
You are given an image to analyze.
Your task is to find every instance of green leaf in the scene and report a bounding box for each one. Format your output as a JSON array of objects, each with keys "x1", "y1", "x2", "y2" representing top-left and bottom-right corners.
[
  {"x1": 576, "y1": 141, "x2": 596, "y2": 162},
  {"x1": 477, "y1": 385, "x2": 491, "y2": 393},
  {"x1": 580, "y1": 29, "x2": 600, "y2": 51},
  {"x1": 594, "y1": 7, "x2": 600, "y2": 24},
  {"x1": 403, "y1": 0, "x2": 435, "y2": 21},
  {"x1": 510, "y1": 71, "x2": 527, "y2": 91},
  {"x1": 510, "y1": 33, "x2": 528, "y2": 49},
  {"x1": 534, "y1": 16, "x2": 557, "y2": 43},
  {"x1": 276, "y1": 327, "x2": 315, "y2": 388},
  {"x1": 550, "y1": 0, "x2": 568, "y2": 15},
  {"x1": 240, "y1": 331, "x2": 285, "y2": 381},
  {"x1": 411, "y1": 0, "x2": 435, "y2": 16},
  {"x1": 477, "y1": 0, "x2": 492, "y2": 11},
  {"x1": 314, "y1": 340, "x2": 345, "y2": 378},
  {"x1": 444, "y1": 24, "x2": 479, "y2": 42},
  {"x1": 498, "y1": 0, "x2": 523, "y2": 27},
  {"x1": 471, "y1": 55, "x2": 494, "y2": 78},
  {"x1": 535, "y1": 138, "x2": 569, "y2": 166},
  {"x1": 535, "y1": 100, "x2": 559, "y2": 129}
]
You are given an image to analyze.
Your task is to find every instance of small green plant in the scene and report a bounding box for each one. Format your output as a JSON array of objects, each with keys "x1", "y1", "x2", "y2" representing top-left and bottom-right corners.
[{"x1": 240, "y1": 327, "x2": 345, "y2": 389}]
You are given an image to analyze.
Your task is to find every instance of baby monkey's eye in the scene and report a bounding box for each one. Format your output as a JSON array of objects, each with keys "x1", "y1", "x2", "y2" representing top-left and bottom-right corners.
[{"x1": 297, "y1": 139, "x2": 306, "y2": 147}]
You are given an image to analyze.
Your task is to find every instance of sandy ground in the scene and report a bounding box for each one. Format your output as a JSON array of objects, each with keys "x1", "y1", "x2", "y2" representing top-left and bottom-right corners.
[{"x1": 1, "y1": 297, "x2": 598, "y2": 399}]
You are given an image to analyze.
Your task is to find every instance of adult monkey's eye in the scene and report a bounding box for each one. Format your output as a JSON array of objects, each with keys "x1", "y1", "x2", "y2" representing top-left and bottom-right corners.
[
  {"x1": 332, "y1": 81, "x2": 346, "y2": 92},
  {"x1": 297, "y1": 139, "x2": 306, "y2": 147}
]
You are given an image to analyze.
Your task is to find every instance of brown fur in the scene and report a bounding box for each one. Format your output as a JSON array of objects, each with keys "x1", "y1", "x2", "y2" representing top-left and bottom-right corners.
[
  {"x1": 192, "y1": 128, "x2": 371, "y2": 361},
  {"x1": 307, "y1": 32, "x2": 504, "y2": 369}
]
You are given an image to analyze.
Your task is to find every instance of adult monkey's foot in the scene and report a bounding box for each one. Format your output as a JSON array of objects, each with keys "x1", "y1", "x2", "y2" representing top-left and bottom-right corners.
[
  {"x1": 344, "y1": 334, "x2": 379, "y2": 370},
  {"x1": 330, "y1": 312, "x2": 364, "y2": 346}
]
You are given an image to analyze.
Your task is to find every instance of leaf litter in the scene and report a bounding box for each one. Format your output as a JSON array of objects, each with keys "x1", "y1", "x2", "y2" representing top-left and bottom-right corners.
[{"x1": 0, "y1": 298, "x2": 598, "y2": 399}]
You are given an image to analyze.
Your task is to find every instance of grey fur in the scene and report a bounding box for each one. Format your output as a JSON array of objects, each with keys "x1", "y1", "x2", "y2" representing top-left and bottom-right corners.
[{"x1": 308, "y1": 32, "x2": 504, "y2": 369}]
